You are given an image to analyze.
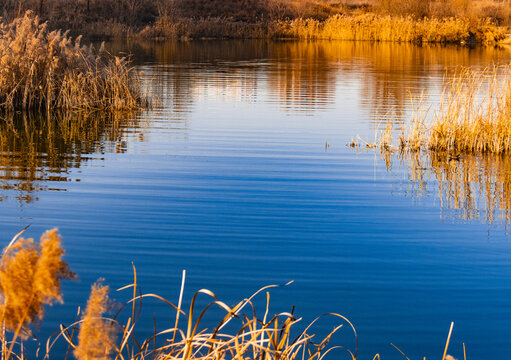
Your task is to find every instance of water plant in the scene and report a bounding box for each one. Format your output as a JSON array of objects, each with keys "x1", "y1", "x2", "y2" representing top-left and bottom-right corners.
[
  {"x1": 0, "y1": 11, "x2": 144, "y2": 112},
  {"x1": 0, "y1": 229, "x2": 462, "y2": 360},
  {"x1": 358, "y1": 65, "x2": 511, "y2": 154},
  {"x1": 272, "y1": 14, "x2": 507, "y2": 44}
]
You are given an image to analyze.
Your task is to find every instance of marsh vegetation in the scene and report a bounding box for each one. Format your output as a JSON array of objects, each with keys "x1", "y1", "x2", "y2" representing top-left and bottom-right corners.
[
  {"x1": 1, "y1": 0, "x2": 510, "y2": 42},
  {"x1": 0, "y1": 229, "x2": 357, "y2": 360},
  {"x1": 0, "y1": 12, "x2": 144, "y2": 111},
  {"x1": 360, "y1": 65, "x2": 511, "y2": 154}
]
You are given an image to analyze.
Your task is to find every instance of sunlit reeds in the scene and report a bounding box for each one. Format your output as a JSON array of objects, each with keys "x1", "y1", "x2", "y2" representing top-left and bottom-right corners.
[
  {"x1": 0, "y1": 228, "x2": 75, "y2": 358},
  {"x1": 59, "y1": 273, "x2": 354, "y2": 360},
  {"x1": 355, "y1": 65, "x2": 511, "y2": 223},
  {"x1": 272, "y1": 14, "x2": 507, "y2": 44},
  {"x1": 0, "y1": 229, "x2": 463, "y2": 359},
  {"x1": 363, "y1": 65, "x2": 511, "y2": 154},
  {"x1": 427, "y1": 67, "x2": 511, "y2": 153},
  {"x1": 0, "y1": 11, "x2": 145, "y2": 111},
  {"x1": 74, "y1": 281, "x2": 117, "y2": 360}
]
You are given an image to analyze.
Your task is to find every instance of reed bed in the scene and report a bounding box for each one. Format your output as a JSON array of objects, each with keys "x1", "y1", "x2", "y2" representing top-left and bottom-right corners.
[
  {"x1": 402, "y1": 66, "x2": 511, "y2": 154},
  {"x1": 426, "y1": 67, "x2": 511, "y2": 153},
  {"x1": 356, "y1": 65, "x2": 511, "y2": 154},
  {"x1": 0, "y1": 228, "x2": 460, "y2": 360},
  {"x1": 0, "y1": 11, "x2": 145, "y2": 111},
  {"x1": 139, "y1": 13, "x2": 508, "y2": 43},
  {"x1": 272, "y1": 14, "x2": 507, "y2": 43},
  {"x1": 352, "y1": 65, "x2": 511, "y2": 223}
]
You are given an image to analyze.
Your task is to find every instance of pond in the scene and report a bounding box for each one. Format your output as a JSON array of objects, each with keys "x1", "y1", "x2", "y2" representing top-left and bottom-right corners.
[{"x1": 1, "y1": 40, "x2": 511, "y2": 359}]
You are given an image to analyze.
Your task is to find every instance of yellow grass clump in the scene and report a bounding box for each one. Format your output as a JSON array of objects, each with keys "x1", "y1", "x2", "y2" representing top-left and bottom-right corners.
[
  {"x1": 0, "y1": 229, "x2": 460, "y2": 360},
  {"x1": 358, "y1": 65, "x2": 511, "y2": 154},
  {"x1": 0, "y1": 228, "x2": 74, "y2": 334},
  {"x1": 0, "y1": 228, "x2": 75, "y2": 360},
  {"x1": 0, "y1": 11, "x2": 145, "y2": 112},
  {"x1": 427, "y1": 67, "x2": 511, "y2": 153},
  {"x1": 272, "y1": 13, "x2": 507, "y2": 44}
]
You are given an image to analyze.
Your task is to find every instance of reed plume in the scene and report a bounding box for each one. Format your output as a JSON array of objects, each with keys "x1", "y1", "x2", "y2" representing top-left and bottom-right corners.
[
  {"x1": 74, "y1": 281, "x2": 117, "y2": 360},
  {"x1": 0, "y1": 228, "x2": 75, "y2": 334}
]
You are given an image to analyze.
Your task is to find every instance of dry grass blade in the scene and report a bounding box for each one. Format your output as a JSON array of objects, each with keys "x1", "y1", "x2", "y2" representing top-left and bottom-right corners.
[
  {"x1": 390, "y1": 343, "x2": 411, "y2": 360},
  {"x1": 0, "y1": 230, "x2": 463, "y2": 360},
  {"x1": 2, "y1": 225, "x2": 30, "y2": 256},
  {"x1": 442, "y1": 322, "x2": 454, "y2": 360}
]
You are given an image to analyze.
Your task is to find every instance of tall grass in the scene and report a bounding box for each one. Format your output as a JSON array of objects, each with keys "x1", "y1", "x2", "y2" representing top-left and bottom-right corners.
[
  {"x1": 272, "y1": 14, "x2": 507, "y2": 43},
  {"x1": 399, "y1": 66, "x2": 511, "y2": 154},
  {"x1": 142, "y1": 11, "x2": 507, "y2": 43},
  {"x1": 361, "y1": 65, "x2": 511, "y2": 154},
  {"x1": 427, "y1": 67, "x2": 511, "y2": 153},
  {"x1": 0, "y1": 229, "x2": 460, "y2": 360},
  {"x1": 354, "y1": 65, "x2": 511, "y2": 223},
  {"x1": 0, "y1": 228, "x2": 75, "y2": 359},
  {"x1": 2, "y1": 0, "x2": 510, "y2": 39},
  {"x1": 0, "y1": 11, "x2": 145, "y2": 111}
]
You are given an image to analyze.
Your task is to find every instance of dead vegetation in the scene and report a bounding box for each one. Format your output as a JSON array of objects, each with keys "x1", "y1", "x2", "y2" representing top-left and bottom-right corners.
[{"x1": 0, "y1": 11, "x2": 145, "y2": 111}]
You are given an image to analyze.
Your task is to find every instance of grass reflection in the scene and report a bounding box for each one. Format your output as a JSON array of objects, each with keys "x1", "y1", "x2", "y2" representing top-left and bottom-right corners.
[
  {"x1": 123, "y1": 40, "x2": 511, "y2": 117},
  {"x1": 0, "y1": 111, "x2": 139, "y2": 203},
  {"x1": 386, "y1": 150, "x2": 511, "y2": 224}
]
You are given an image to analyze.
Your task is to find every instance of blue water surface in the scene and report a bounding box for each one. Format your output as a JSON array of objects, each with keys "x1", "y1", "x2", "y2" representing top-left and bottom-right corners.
[{"x1": 1, "y1": 40, "x2": 511, "y2": 359}]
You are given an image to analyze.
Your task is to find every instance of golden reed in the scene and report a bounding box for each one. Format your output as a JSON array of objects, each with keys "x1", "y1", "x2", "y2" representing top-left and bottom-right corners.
[
  {"x1": 0, "y1": 230, "x2": 459, "y2": 360},
  {"x1": 0, "y1": 11, "x2": 145, "y2": 112},
  {"x1": 272, "y1": 14, "x2": 507, "y2": 44},
  {"x1": 358, "y1": 65, "x2": 511, "y2": 154}
]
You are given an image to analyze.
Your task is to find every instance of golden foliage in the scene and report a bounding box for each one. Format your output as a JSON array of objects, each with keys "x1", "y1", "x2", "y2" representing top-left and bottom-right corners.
[
  {"x1": 272, "y1": 13, "x2": 507, "y2": 44},
  {"x1": 427, "y1": 67, "x2": 511, "y2": 153},
  {"x1": 0, "y1": 228, "x2": 75, "y2": 334},
  {"x1": 365, "y1": 65, "x2": 511, "y2": 154},
  {"x1": 74, "y1": 281, "x2": 117, "y2": 360},
  {"x1": 0, "y1": 233, "x2": 459, "y2": 359},
  {"x1": 0, "y1": 11, "x2": 145, "y2": 111}
]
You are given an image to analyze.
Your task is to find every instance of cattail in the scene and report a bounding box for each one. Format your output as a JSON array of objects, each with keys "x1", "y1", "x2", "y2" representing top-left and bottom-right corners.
[
  {"x1": 74, "y1": 281, "x2": 117, "y2": 360},
  {"x1": 0, "y1": 228, "x2": 75, "y2": 334}
]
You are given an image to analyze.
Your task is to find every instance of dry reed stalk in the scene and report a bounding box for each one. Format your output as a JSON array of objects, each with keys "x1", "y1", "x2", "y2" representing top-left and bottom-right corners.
[
  {"x1": 272, "y1": 14, "x2": 507, "y2": 44},
  {"x1": 0, "y1": 11, "x2": 145, "y2": 112}
]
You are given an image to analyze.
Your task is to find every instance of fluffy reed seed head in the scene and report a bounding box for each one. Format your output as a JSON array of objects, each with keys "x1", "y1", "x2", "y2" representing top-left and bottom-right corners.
[
  {"x1": 74, "y1": 281, "x2": 117, "y2": 360},
  {"x1": 0, "y1": 228, "x2": 75, "y2": 334}
]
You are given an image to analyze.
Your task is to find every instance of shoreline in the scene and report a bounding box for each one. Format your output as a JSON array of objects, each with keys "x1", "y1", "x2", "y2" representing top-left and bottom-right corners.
[{"x1": 136, "y1": 14, "x2": 509, "y2": 45}]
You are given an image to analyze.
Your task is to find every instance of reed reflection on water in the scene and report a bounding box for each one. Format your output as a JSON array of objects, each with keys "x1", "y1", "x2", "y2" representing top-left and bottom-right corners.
[
  {"x1": 0, "y1": 111, "x2": 140, "y2": 203},
  {"x1": 384, "y1": 150, "x2": 511, "y2": 225},
  {"x1": 2, "y1": 39, "x2": 511, "y2": 220},
  {"x1": 129, "y1": 40, "x2": 511, "y2": 118}
]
